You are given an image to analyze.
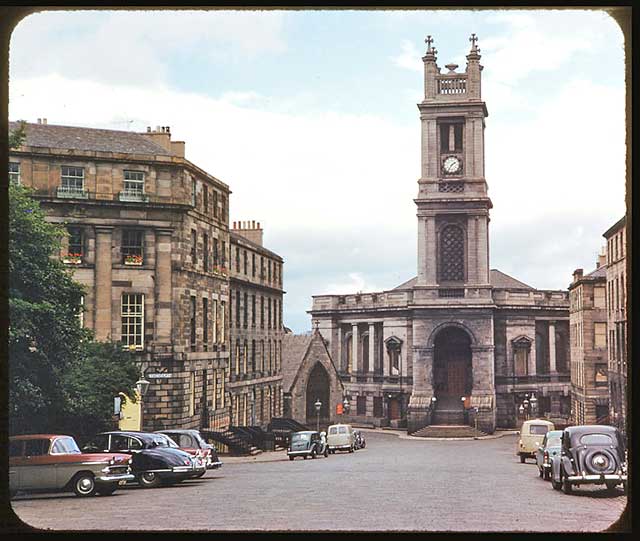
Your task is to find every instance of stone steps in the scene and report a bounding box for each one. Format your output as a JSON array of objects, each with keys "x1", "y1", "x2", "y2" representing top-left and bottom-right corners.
[
  {"x1": 411, "y1": 425, "x2": 487, "y2": 439},
  {"x1": 432, "y1": 410, "x2": 465, "y2": 425}
]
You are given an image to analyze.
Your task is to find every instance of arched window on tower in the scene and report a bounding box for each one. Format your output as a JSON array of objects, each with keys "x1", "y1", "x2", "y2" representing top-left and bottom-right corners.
[{"x1": 439, "y1": 224, "x2": 465, "y2": 282}]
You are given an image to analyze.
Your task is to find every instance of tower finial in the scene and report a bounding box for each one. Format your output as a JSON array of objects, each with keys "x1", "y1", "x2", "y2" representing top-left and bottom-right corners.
[
  {"x1": 425, "y1": 35, "x2": 435, "y2": 54},
  {"x1": 469, "y1": 33, "x2": 479, "y2": 53}
]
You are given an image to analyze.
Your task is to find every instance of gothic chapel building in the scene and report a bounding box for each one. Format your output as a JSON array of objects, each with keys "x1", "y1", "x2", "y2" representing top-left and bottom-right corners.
[{"x1": 310, "y1": 36, "x2": 570, "y2": 433}]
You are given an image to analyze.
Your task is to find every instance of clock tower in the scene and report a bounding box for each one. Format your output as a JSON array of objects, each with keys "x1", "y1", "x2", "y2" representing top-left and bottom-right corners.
[
  {"x1": 408, "y1": 34, "x2": 497, "y2": 434},
  {"x1": 414, "y1": 33, "x2": 492, "y2": 297}
]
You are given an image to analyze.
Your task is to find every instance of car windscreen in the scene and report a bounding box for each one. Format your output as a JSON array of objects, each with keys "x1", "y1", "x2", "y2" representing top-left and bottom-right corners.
[
  {"x1": 546, "y1": 437, "x2": 561, "y2": 448},
  {"x1": 51, "y1": 437, "x2": 81, "y2": 454},
  {"x1": 292, "y1": 433, "x2": 310, "y2": 442},
  {"x1": 529, "y1": 425, "x2": 550, "y2": 435},
  {"x1": 328, "y1": 427, "x2": 338, "y2": 435},
  {"x1": 579, "y1": 433, "x2": 613, "y2": 446}
]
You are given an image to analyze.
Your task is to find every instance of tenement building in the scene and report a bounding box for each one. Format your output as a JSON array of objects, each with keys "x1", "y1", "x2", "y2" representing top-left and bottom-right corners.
[
  {"x1": 309, "y1": 36, "x2": 571, "y2": 433},
  {"x1": 9, "y1": 120, "x2": 232, "y2": 432},
  {"x1": 568, "y1": 254, "x2": 609, "y2": 425},
  {"x1": 603, "y1": 216, "x2": 627, "y2": 432},
  {"x1": 228, "y1": 221, "x2": 285, "y2": 428}
]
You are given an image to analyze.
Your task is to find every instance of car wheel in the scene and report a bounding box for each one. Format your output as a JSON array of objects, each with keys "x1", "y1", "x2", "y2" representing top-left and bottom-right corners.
[
  {"x1": 311, "y1": 449, "x2": 316, "y2": 459},
  {"x1": 194, "y1": 470, "x2": 206, "y2": 479},
  {"x1": 544, "y1": 469, "x2": 551, "y2": 481},
  {"x1": 73, "y1": 473, "x2": 97, "y2": 497},
  {"x1": 303, "y1": 455, "x2": 307, "y2": 460},
  {"x1": 605, "y1": 482, "x2": 618, "y2": 493},
  {"x1": 520, "y1": 454, "x2": 526, "y2": 464},
  {"x1": 289, "y1": 456, "x2": 294, "y2": 461},
  {"x1": 551, "y1": 472, "x2": 562, "y2": 491},
  {"x1": 349, "y1": 446, "x2": 354, "y2": 453},
  {"x1": 561, "y1": 473, "x2": 573, "y2": 495},
  {"x1": 324, "y1": 448, "x2": 329, "y2": 458},
  {"x1": 138, "y1": 472, "x2": 162, "y2": 488},
  {"x1": 96, "y1": 484, "x2": 118, "y2": 496},
  {"x1": 538, "y1": 467, "x2": 544, "y2": 478}
]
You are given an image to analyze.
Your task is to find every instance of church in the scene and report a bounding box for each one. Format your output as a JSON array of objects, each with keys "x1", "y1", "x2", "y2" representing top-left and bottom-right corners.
[{"x1": 306, "y1": 35, "x2": 571, "y2": 434}]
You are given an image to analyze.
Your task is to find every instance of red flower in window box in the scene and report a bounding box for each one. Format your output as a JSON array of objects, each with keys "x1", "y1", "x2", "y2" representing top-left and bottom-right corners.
[
  {"x1": 124, "y1": 254, "x2": 143, "y2": 266},
  {"x1": 62, "y1": 253, "x2": 82, "y2": 264}
]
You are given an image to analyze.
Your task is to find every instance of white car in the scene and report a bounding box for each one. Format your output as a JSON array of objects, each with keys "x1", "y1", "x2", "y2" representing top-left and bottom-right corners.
[{"x1": 326, "y1": 424, "x2": 355, "y2": 454}]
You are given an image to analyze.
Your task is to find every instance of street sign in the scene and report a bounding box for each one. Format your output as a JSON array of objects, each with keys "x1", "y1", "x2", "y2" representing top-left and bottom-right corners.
[{"x1": 147, "y1": 373, "x2": 171, "y2": 379}]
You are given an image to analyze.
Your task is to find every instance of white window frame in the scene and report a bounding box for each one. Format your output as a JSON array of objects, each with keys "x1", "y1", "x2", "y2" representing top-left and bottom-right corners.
[
  {"x1": 60, "y1": 166, "x2": 85, "y2": 193},
  {"x1": 123, "y1": 170, "x2": 145, "y2": 195},
  {"x1": 9, "y1": 162, "x2": 20, "y2": 184},
  {"x1": 121, "y1": 293, "x2": 145, "y2": 350}
]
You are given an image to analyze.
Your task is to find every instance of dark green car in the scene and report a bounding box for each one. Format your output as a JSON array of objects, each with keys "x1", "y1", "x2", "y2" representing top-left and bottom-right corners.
[{"x1": 288, "y1": 431, "x2": 328, "y2": 460}]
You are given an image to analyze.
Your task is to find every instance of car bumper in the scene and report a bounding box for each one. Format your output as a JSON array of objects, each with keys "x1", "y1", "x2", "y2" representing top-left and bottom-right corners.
[
  {"x1": 207, "y1": 460, "x2": 223, "y2": 469},
  {"x1": 329, "y1": 445, "x2": 351, "y2": 450},
  {"x1": 288, "y1": 450, "x2": 312, "y2": 457},
  {"x1": 566, "y1": 474, "x2": 627, "y2": 484},
  {"x1": 95, "y1": 473, "x2": 136, "y2": 484}
]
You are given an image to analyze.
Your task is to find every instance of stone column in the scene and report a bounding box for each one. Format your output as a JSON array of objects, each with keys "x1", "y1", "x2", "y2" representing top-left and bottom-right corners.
[
  {"x1": 155, "y1": 229, "x2": 173, "y2": 346},
  {"x1": 337, "y1": 325, "x2": 343, "y2": 372},
  {"x1": 548, "y1": 321, "x2": 557, "y2": 374},
  {"x1": 94, "y1": 226, "x2": 113, "y2": 340},
  {"x1": 352, "y1": 324, "x2": 359, "y2": 374},
  {"x1": 369, "y1": 323, "x2": 376, "y2": 373},
  {"x1": 528, "y1": 341, "x2": 537, "y2": 377}
]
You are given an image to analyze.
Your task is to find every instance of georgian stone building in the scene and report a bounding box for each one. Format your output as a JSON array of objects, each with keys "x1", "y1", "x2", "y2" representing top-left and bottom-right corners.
[
  {"x1": 568, "y1": 255, "x2": 609, "y2": 425},
  {"x1": 309, "y1": 36, "x2": 571, "y2": 433},
  {"x1": 9, "y1": 120, "x2": 232, "y2": 432},
  {"x1": 603, "y1": 216, "x2": 627, "y2": 432},
  {"x1": 228, "y1": 220, "x2": 285, "y2": 427}
]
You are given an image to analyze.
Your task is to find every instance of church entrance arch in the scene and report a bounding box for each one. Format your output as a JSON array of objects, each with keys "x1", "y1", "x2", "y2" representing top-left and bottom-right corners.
[
  {"x1": 306, "y1": 362, "x2": 330, "y2": 423},
  {"x1": 433, "y1": 326, "x2": 472, "y2": 403}
]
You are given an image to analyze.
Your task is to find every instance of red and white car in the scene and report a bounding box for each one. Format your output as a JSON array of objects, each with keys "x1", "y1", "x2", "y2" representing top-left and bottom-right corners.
[
  {"x1": 9, "y1": 434, "x2": 134, "y2": 498},
  {"x1": 156, "y1": 429, "x2": 223, "y2": 472}
]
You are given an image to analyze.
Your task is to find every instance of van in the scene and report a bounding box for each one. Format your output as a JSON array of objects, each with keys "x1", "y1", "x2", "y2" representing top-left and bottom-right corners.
[
  {"x1": 517, "y1": 419, "x2": 555, "y2": 463},
  {"x1": 326, "y1": 424, "x2": 355, "y2": 454}
]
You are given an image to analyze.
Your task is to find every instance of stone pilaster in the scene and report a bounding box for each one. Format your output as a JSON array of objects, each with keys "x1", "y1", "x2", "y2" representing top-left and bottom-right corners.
[
  {"x1": 94, "y1": 226, "x2": 113, "y2": 340},
  {"x1": 369, "y1": 323, "x2": 376, "y2": 373},
  {"x1": 352, "y1": 324, "x2": 359, "y2": 373},
  {"x1": 548, "y1": 321, "x2": 557, "y2": 374},
  {"x1": 155, "y1": 228, "x2": 173, "y2": 346},
  {"x1": 407, "y1": 346, "x2": 434, "y2": 432}
]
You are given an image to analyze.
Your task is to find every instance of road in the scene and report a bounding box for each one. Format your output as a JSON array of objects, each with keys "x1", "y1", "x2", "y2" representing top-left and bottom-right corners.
[{"x1": 10, "y1": 431, "x2": 628, "y2": 532}]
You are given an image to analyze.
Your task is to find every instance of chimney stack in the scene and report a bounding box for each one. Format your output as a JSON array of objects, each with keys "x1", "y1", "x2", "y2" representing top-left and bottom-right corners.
[
  {"x1": 142, "y1": 124, "x2": 184, "y2": 156},
  {"x1": 572, "y1": 268, "x2": 584, "y2": 284},
  {"x1": 232, "y1": 219, "x2": 264, "y2": 246},
  {"x1": 596, "y1": 248, "x2": 606, "y2": 269}
]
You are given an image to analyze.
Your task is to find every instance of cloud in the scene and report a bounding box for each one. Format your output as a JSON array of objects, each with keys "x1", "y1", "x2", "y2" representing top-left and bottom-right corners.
[
  {"x1": 9, "y1": 10, "x2": 288, "y2": 86},
  {"x1": 392, "y1": 40, "x2": 423, "y2": 72}
]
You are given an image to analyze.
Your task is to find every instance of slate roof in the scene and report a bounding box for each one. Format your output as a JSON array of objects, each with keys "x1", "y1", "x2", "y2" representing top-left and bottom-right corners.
[
  {"x1": 229, "y1": 231, "x2": 283, "y2": 262},
  {"x1": 281, "y1": 334, "x2": 313, "y2": 392},
  {"x1": 584, "y1": 265, "x2": 607, "y2": 279},
  {"x1": 391, "y1": 269, "x2": 534, "y2": 291},
  {"x1": 9, "y1": 121, "x2": 171, "y2": 156}
]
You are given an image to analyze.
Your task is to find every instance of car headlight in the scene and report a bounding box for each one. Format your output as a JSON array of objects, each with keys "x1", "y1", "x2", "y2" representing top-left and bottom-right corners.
[{"x1": 109, "y1": 457, "x2": 116, "y2": 465}]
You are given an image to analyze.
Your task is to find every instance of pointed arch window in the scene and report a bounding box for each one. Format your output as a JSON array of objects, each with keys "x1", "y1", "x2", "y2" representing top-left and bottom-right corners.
[{"x1": 439, "y1": 224, "x2": 465, "y2": 281}]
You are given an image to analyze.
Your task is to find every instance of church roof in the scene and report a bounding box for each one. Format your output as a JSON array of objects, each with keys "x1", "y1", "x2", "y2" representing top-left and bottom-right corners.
[
  {"x1": 281, "y1": 334, "x2": 314, "y2": 392},
  {"x1": 9, "y1": 121, "x2": 171, "y2": 156},
  {"x1": 391, "y1": 269, "x2": 534, "y2": 291}
]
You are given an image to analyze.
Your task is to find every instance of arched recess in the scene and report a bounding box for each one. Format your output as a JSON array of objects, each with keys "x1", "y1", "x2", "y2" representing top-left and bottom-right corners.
[
  {"x1": 433, "y1": 326, "x2": 472, "y2": 400},
  {"x1": 306, "y1": 362, "x2": 331, "y2": 422},
  {"x1": 385, "y1": 336, "x2": 403, "y2": 376}
]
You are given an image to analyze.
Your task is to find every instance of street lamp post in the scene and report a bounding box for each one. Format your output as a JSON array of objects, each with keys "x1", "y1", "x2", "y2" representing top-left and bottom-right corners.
[
  {"x1": 343, "y1": 397, "x2": 350, "y2": 417},
  {"x1": 135, "y1": 375, "x2": 150, "y2": 431},
  {"x1": 315, "y1": 398, "x2": 322, "y2": 432},
  {"x1": 530, "y1": 393, "x2": 538, "y2": 419}
]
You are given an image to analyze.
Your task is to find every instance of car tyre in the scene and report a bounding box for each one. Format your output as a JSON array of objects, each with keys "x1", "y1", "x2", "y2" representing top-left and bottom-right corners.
[
  {"x1": 96, "y1": 484, "x2": 118, "y2": 496},
  {"x1": 194, "y1": 470, "x2": 206, "y2": 478},
  {"x1": 561, "y1": 472, "x2": 573, "y2": 495},
  {"x1": 538, "y1": 467, "x2": 544, "y2": 478},
  {"x1": 303, "y1": 455, "x2": 307, "y2": 460},
  {"x1": 520, "y1": 454, "x2": 526, "y2": 464},
  {"x1": 311, "y1": 449, "x2": 316, "y2": 459},
  {"x1": 324, "y1": 448, "x2": 329, "y2": 458},
  {"x1": 289, "y1": 456, "x2": 294, "y2": 461},
  {"x1": 138, "y1": 472, "x2": 162, "y2": 488},
  {"x1": 605, "y1": 482, "x2": 618, "y2": 493},
  {"x1": 73, "y1": 473, "x2": 97, "y2": 497},
  {"x1": 544, "y1": 469, "x2": 551, "y2": 481},
  {"x1": 349, "y1": 446, "x2": 354, "y2": 453},
  {"x1": 551, "y1": 473, "x2": 562, "y2": 491}
]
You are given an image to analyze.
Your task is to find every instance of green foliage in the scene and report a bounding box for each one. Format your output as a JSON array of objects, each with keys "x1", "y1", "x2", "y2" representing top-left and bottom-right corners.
[
  {"x1": 9, "y1": 183, "x2": 139, "y2": 437},
  {"x1": 61, "y1": 342, "x2": 139, "y2": 441},
  {"x1": 9, "y1": 120, "x2": 26, "y2": 149}
]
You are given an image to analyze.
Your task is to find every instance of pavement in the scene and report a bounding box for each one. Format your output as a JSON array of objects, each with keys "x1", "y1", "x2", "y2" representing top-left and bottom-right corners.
[{"x1": 10, "y1": 430, "x2": 628, "y2": 532}]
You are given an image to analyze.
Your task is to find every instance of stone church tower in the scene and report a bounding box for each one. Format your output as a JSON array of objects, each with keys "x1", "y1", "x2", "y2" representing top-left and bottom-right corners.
[
  {"x1": 409, "y1": 34, "x2": 496, "y2": 432},
  {"x1": 308, "y1": 35, "x2": 570, "y2": 435}
]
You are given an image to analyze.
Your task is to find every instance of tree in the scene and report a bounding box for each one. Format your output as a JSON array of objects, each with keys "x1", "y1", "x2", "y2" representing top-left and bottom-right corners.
[
  {"x1": 8, "y1": 183, "x2": 139, "y2": 436},
  {"x1": 9, "y1": 120, "x2": 26, "y2": 149}
]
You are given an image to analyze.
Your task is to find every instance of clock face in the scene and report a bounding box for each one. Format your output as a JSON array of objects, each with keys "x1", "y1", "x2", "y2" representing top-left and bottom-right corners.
[{"x1": 443, "y1": 156, "x2": 461, "y2": 174}]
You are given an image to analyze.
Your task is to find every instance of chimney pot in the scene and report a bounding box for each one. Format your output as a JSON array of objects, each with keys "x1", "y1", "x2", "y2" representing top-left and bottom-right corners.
[
  {"x1": 257, "y1": 222, "x2": 261, "y2": 229},
  {"x1": 166, "y1": 126, "x2": 170, "y2": 133},
  {"x1": 37, "y1": 118, "x2": 41, "y2": 124},
  {"x1": 147, "y1": 126, "x2": 151, "y2": 132},
  {"x1": 156, "y1": 125, "x2": 161, "y2": 132},
  {"x1": 252, "y1": 220, "x2": 256, "y2": 229},
  {"x1": 43, "y1": 118, "x2": 47, "y2": 124}
]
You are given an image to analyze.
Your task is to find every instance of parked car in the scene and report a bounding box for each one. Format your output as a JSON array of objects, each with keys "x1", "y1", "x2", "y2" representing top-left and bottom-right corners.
[
  {"x1": 82, "y1": 431, "x2": 205, "y2": 488},
  {"x1": 517, "y1": 419, "x2": 555, "y2": 463},
  {"x1": 9, "y1": 434, "x2": 134, "y2": 498},
  {"x1": 534, "y1": 430, "x2": 563, "y2": 480},
  {"x1": 156, "y1": 429, "x2": 223, "y2": 472},
  {"x1": 327, "y1": 424, "x2": 355, "y2": 454},
  {"x1": 354, "y1": 430, "x2": 366, "y2": 450},
  {"x1": 288, "y1": 431, "x2": 329, "y2": 460},
  {"x1": 550, "y1": 425, "x2": 627, "y2": 495}
]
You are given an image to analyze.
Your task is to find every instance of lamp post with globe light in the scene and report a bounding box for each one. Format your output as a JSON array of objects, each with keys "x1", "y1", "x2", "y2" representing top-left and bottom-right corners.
[
  {"x1": 315, "y1": 398, "x2": 322, "y2": 432},
  {"x1": 135, "y1": 374, "x2": 150, "y2": 431}
]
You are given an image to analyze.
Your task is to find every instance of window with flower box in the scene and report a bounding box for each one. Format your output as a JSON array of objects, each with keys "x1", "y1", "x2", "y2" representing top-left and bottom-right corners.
[
  {"x1": 121, "y1": 293, "x2": 144, "y2": 350},
  {"x1": 64, "y1": 226, "x2": 84, "y2": 264},
  {"x1": 122, "y1": 229, "x2": 144, "y2": 265},
  {"x1": 9, "y1": 162, "x2": 20, "y2": 185}
]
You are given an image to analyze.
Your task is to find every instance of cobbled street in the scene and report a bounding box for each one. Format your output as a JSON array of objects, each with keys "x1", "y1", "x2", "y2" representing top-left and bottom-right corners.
[{"x1": 11, "y1": 431, "x2": 627, "y2": 532}]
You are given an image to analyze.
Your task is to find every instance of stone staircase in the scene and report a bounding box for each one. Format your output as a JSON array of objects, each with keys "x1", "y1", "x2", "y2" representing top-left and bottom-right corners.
[
  {"x1": 411, "y1": 425, "x2": 487, "y2": 438},
  {"x1": 431, "y1": 395, "x2": 465, "y2": 425}
]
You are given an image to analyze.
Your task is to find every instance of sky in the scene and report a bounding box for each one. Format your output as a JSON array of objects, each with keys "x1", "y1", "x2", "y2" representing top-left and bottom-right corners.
[{"x1": 8, "y1": 9, "x2": 626, "y2": 334}]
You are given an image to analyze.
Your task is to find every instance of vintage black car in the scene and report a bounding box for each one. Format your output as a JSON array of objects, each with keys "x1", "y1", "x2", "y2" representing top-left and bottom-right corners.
[
  {"x1": 156, "y1": 429, "x2": 223, "y2": 471},
  {"x1": 550, "y1": 425, "x2": 627, "y2": 494},
  {"x1": 288, "y1": 431, "x2": 329, "y2": 460},
  {"x1": 83, "y1": 431, "x2": 205, "y2": 488}
]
